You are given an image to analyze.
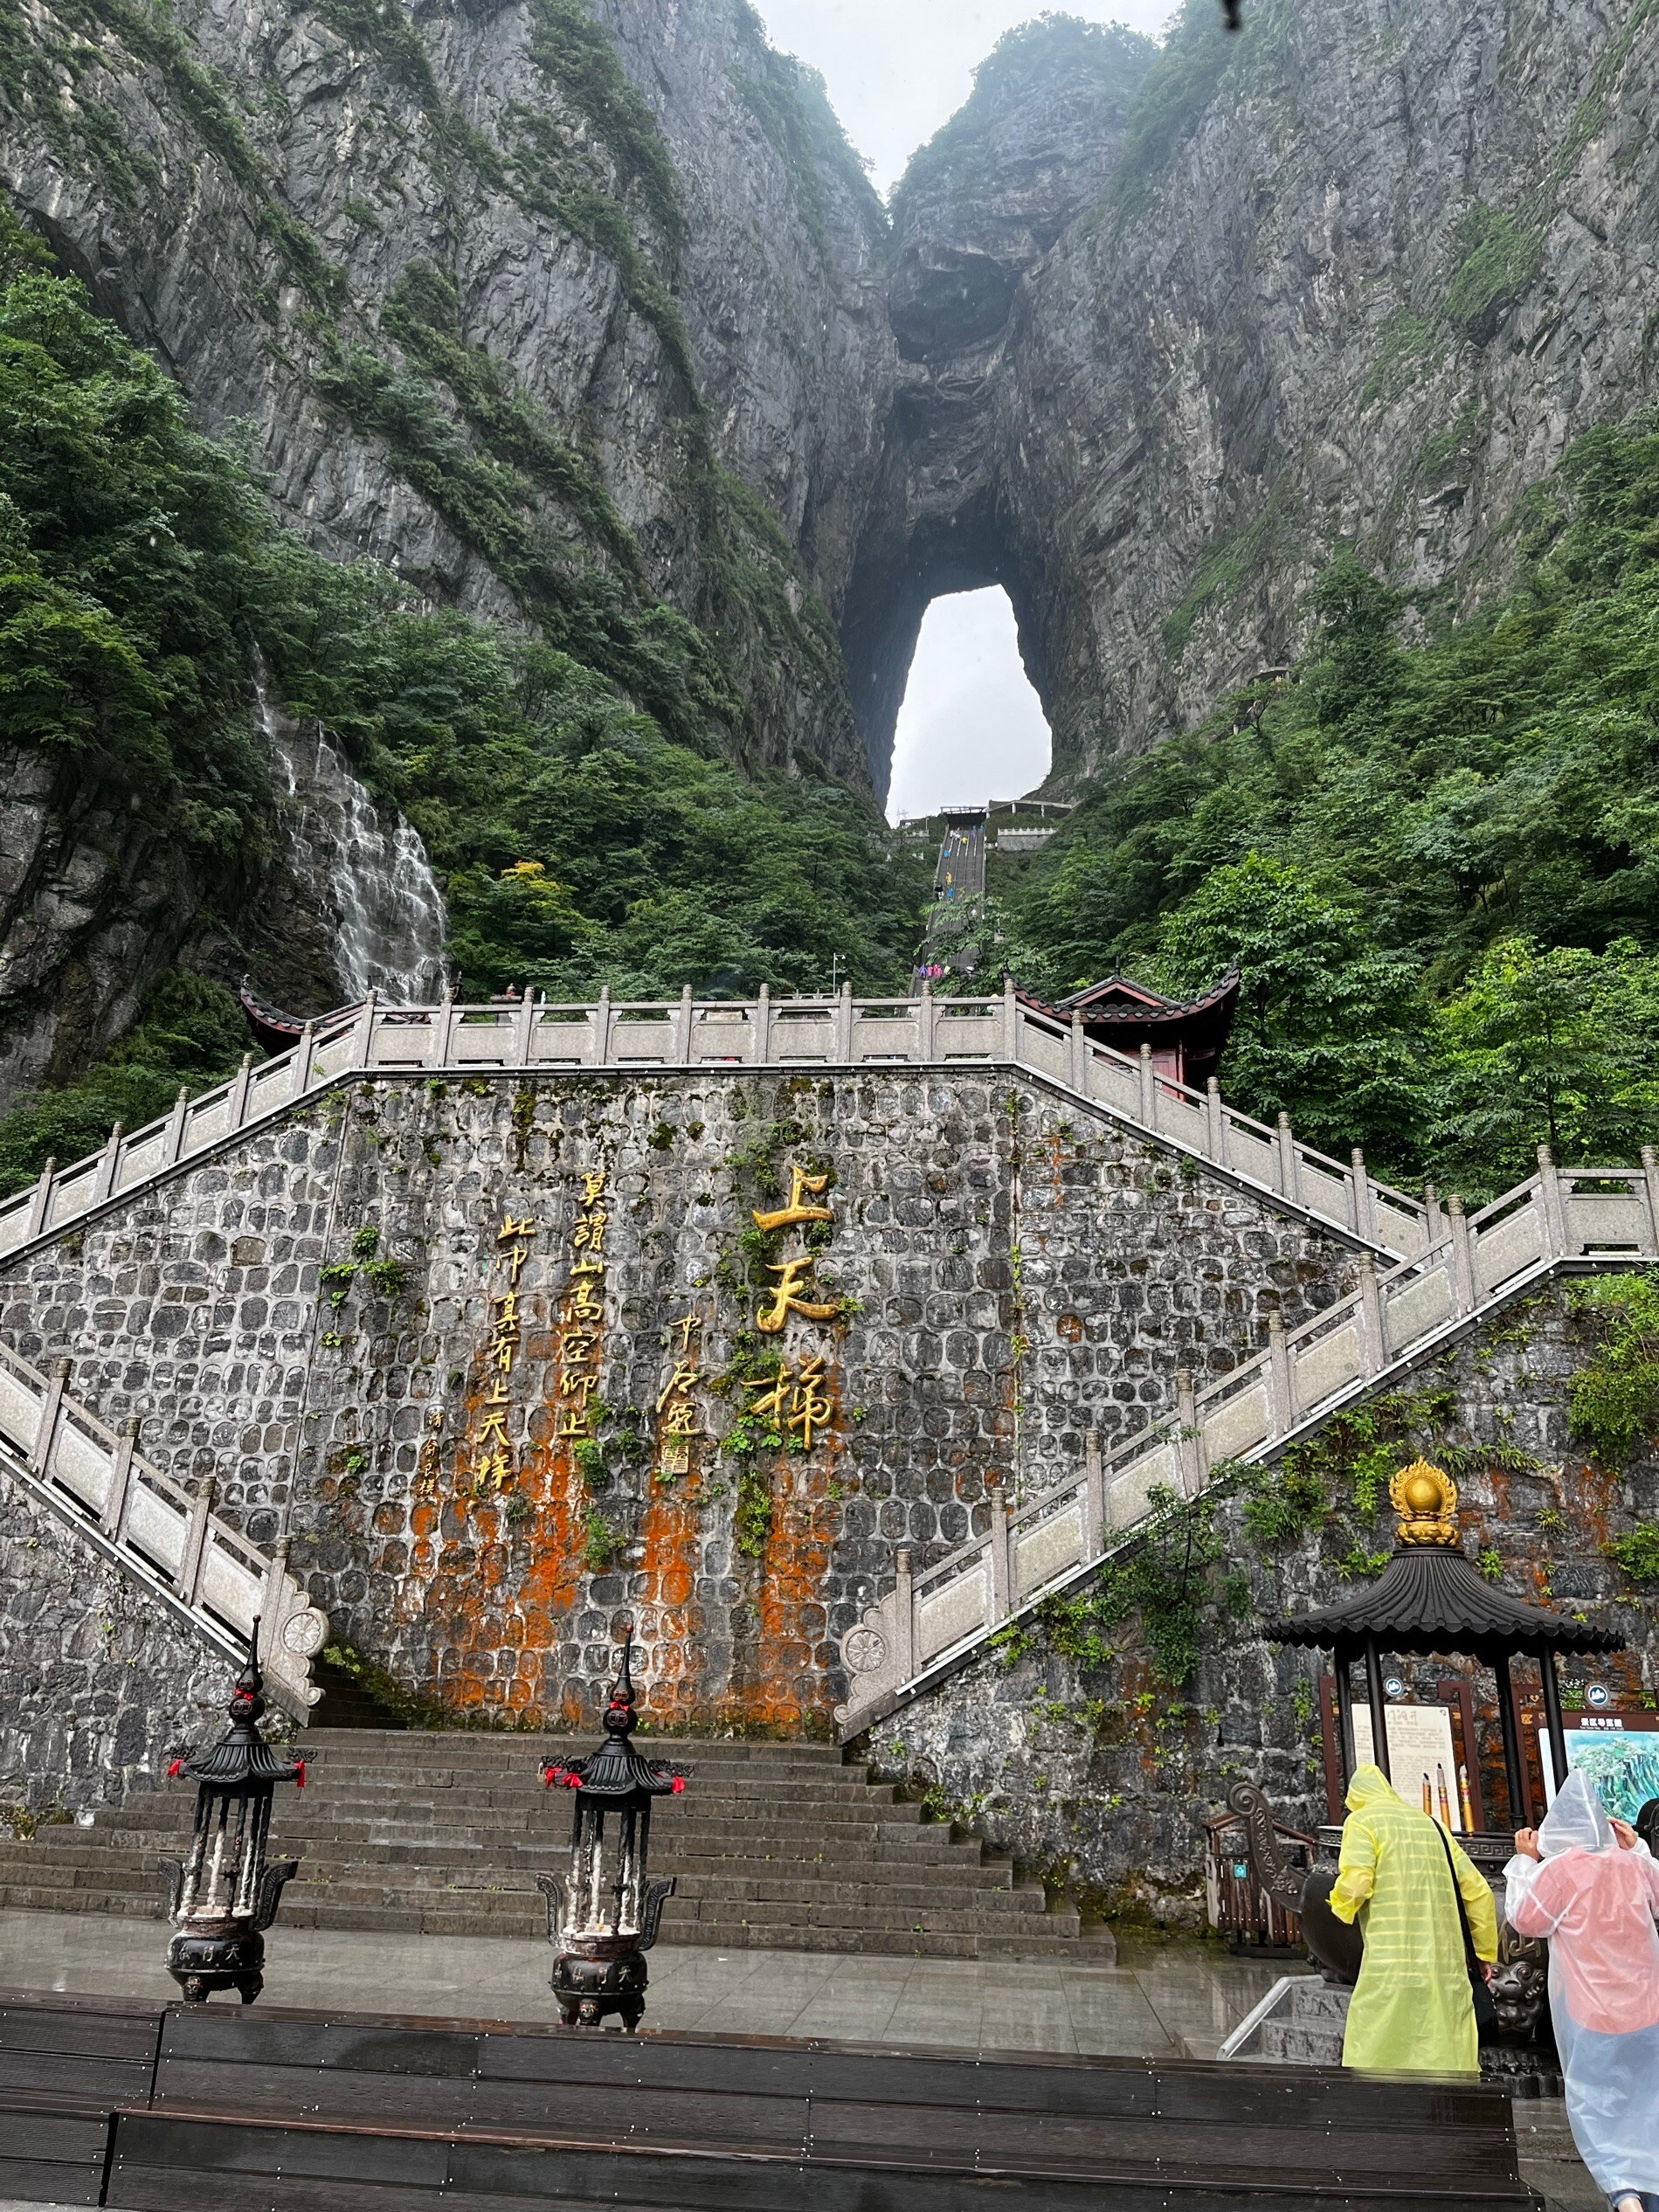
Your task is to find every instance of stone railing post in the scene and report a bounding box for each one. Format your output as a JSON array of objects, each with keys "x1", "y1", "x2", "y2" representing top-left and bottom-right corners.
[
  {"x1": 1447, "y1": 1194, "x2": 1476, "y2": 1313},
  {"x1": 227, "y1": 1051, "x2": 254, "y2": 1130},
  {"x1": 755, "y1": 983, "x2": 771, "y2": 1064},
  {"x1": 1275, "y1": 1113, "x2": 1299, "y2": 1202},
  {"x1": 1138, "y1": 1042, "x2": 1156, "y2": 1126},
  {"x1": 1642, "y1": 1148, "x2": 1659, "y2": 1256},
  {"x1": 1206, "y1": 1077, "x2": 1226, "y2": 1164},
  {"x1": 515, "y1": 988, "x2": 536, "y2": 1065},
  {"x1": 260, "y1": 1534, "x2": 294, "y2": 1651},
  {"x1": 354, "y1": 987, "x2": 379, "y2": 1069},
  {"x1": 838, "y1": 980, "x2": 854, "y2": 1061},
  {"x1": 893, "y1": 1547, "x2": 916, "y2": 1682},
  {"x1": 1266, "y1": 1316, "x2": 1296, "y2": 1435},
  {"x1": 24, "y1": 1157, "x2": 55, "y2": 1239},
  {"x1": 1176, "y1": 1367, "x2": 1204, "y2": 1494},
  {"x1": 1082, "y1": 1431, "x2": 1104, "y2": 1556},
  {"x1": 1001, "y1": 975, "x2": 1017, "y2": 1057},
  {"x1": 986, "y1": 1497, "x2": 1013, "y2": 1625},
  {"x1": 164, "y1": 1086, "x2": 191, "y2": 1165},
  {"x1": 1536, "y1": 1144, "x2": 1568, "y2": 1258},
  {"x1": 918, "y1": 980, "x2": 937, "y2": 1061},
  {"x1": 1356, "y1": 1255, "x2": 1386, "y2": 1374},
  {"x1": 102, "y1": 1414, "x2": 141, "y2": 1535},
  {"x1": 594, "y1": 986, "x2": 612, "y2": 1066},
  {"x1": 1351, "y1": 1148, "x2": 1377, "y2": 1241},
  {"x1": 294, "y1": 1019, "x2": 319, "y2": 1094},
  {"x1": 30, "y1": 1357, "x2": 71, "y2": 1474},
  {"x1": 678, "y1": 985, "x2": 695, "y2": 1064},
  {"x1": 1423, "y1": 1181, "x2": 1445, "y2": 1248},
  {"x1": 93, "y1": 1123, "x2": 125, "y2": 1205},
  {"x1": 179, "y1": 1472, "x2": 217, "y2": 1606},
  {"x1": 1069, "y1": 1011, "x2": 1086, "y2": 1090},
  {"x1": 431, "y1": 992, "x2": 455, "y2": 1068}
]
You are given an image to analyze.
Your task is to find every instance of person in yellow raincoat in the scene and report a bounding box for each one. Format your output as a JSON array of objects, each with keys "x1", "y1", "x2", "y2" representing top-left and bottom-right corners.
[{"x1": 1328, "y1": 1762, "x2": 1498, "y2": 2073}]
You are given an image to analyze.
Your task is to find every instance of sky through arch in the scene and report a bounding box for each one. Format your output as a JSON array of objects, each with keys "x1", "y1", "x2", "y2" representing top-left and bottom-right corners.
[{"x1": 886, "y1": 587, "x2": 1052, "y2": 824}]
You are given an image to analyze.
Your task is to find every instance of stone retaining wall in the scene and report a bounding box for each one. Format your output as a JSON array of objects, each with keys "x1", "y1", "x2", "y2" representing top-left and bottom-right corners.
[
  {"x1": 0, "y1": 1067, "x2": 1357, "y2": 1738},
  {"x1": 865, "y1": 1287, "x2": 1659, "y2": 1911},
  {"x1": 0, "y1": 1473, "x2": 229, "y2": 1821}
]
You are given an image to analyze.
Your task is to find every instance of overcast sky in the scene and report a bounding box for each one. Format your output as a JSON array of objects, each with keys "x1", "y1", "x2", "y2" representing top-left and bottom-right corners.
[
  {"x1": 751, "y1": 0, "x2": 1172, "y2": 191},
  {"x1": 750, "y1": 4, "x2": 1165, "y2": 817},
  {"x1": 885, "y1": 590, "x2": 1051, "y2": 821}
]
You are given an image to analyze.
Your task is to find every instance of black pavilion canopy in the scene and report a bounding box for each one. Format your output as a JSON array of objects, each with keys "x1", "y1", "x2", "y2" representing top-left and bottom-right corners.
[
  {"x1": 1261, "y1": 1459, "x2": 1623, "y2": 1821},
  {"x1": 1260, "y1": 1542, "x2": 1622, "y2": 1668}
]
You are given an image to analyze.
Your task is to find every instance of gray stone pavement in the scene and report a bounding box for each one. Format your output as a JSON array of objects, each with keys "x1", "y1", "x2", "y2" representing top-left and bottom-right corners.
[
  {"x1": 0, "y1": 1911, "x2": 1283, "y2": 2057},
  {"x1": 0, "y1": 1912, "x2": 1602, "y2": 2209}
]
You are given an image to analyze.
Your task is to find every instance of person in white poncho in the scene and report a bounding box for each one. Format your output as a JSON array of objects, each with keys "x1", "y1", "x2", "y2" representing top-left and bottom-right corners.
[{"x1": 1504, "y1": 1769, "x2": 1659, "y2": 2212}]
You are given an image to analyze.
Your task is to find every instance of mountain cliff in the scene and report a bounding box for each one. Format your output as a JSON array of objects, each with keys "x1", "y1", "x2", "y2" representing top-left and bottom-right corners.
[
  {"x1": 857, "y1": 0, "x2": 1658, "y2": 786},
  {"x1": 0, "y1": 0, "x2": 1655, "y2": 1096}
]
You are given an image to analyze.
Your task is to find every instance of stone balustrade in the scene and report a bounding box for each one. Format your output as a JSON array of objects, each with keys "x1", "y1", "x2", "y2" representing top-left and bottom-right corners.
[
  {"x1": 0, "y1": 1339, "x2": 328, "y2": 1717},
  {"x1": 833, "y1": 1154, "x2": 1659, "y2": 1738},
  {"x1": 0, "y1": 985, "x2": 1431, "y2": 1265}
]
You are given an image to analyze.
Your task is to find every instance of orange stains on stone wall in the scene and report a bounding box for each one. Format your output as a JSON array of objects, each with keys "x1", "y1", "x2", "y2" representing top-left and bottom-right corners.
[
  {"x1": 740, "y1": 1436, "x2": 841, "y2": 1735},
  {"x1": 632, "y1": 1467, "x2": 708, "y2": 1725},
  {"x1": 405, "y1": 1332, "x2": 591, "y2": 1728}
]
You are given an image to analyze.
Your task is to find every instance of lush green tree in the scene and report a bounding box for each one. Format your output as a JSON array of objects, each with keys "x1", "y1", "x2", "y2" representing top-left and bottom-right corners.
[
  {"x1": 1428, "y1": 937, "x2": 1659, "y2": 1196},
  {"x1": 0, "y1": 225, "x2": 271, "y2": 866},
  {"x1": 1153, "y1": 854, "x2": 1426, "y2": 1166},
  {"x1": 0, "y1": 973, "x2": 250, "y2": 1196}
]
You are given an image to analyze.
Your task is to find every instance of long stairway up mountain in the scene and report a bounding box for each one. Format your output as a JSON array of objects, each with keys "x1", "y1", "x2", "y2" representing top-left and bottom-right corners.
[{"x1": 0, "y1": 1732, "x2": 1103, "y2": 1961}]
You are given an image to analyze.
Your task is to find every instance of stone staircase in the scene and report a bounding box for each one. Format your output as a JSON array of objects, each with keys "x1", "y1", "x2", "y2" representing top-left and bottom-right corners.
[{"x1": 0, "y1": 1729, "x2": 1105, "y2": 1960}]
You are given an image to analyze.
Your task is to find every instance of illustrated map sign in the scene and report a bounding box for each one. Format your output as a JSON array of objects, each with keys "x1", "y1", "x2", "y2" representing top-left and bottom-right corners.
[{"x1": 1538, "y1": 1715, "x2": 1659, "y2": 1822}]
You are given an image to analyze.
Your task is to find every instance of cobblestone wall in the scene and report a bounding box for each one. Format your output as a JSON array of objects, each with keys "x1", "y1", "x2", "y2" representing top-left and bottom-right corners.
[
  {"x1": 866, "y1": 1285, "x2": 1659, "y2": 1916},
  {"x1": 0, "y1": 1471, "x2": 231, "y2": 1821},
  {"x1": 0, "y1": 1068, "x2": 1358, "y2": 1735}
]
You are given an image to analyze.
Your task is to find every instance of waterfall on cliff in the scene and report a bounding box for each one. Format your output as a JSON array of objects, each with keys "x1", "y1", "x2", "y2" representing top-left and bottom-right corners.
[{"x1": 257, "y1": 681, "x2": 449, "y2": 1005}]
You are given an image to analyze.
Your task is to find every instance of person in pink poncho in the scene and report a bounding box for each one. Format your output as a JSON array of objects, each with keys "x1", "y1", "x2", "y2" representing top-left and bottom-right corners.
[{"x1": 1504, "y1": 1769, "x2": 1659, "y2": 2212}]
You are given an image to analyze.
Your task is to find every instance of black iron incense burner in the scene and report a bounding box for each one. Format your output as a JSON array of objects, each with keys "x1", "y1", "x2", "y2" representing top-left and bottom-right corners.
[
  {"x1": 537, "y1": 1637, "x2": 686, "y2": 2030},
  {"x1": 159, "y1": 1623, "x2": 304, "y2": 2004}
]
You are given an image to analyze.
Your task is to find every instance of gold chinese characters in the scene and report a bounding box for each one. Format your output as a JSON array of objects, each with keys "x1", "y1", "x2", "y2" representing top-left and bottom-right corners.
[
  {"x1": 752, "y1": 1171, "x2": 839, "y2": 1335},
  {"x1": 557, "y1": 1170, "x2": 608, "y2": 1441},
  {"x1": 474, "y1": 1213, "x2": 540, "y2": 1492},
  {"x1": 745, "y1": 1353, "x2": 833, "y2": 1450},
  {"x1": 656, "y1": 1311, "x2": 703, "y2": 1477}
]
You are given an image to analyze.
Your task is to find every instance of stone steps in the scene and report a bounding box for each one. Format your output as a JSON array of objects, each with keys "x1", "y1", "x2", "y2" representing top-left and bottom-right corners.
[{"x1": 0, "y1": 1730, "x2": 1109, "y2": 1962}]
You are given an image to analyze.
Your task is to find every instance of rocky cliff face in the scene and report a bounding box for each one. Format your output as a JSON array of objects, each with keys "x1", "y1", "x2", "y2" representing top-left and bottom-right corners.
[
  {"x1": 854, "y1": 0, "x2": 1659, "y2": 787},
  {"x1": 0, "y1": 0, "x2": 890, "y2": 777},
  {"x1": 0, "y1": 0, "x2": 1654, "y2": 1047}
]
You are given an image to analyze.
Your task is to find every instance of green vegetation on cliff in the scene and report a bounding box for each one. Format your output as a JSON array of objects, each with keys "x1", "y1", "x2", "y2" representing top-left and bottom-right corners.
[
  {"x1": 0, "y1": 205, "x2": 924, "y2": 1189},
  {"x1": 984, "y1": 412, "x2": 1659, "y2": 1197}
]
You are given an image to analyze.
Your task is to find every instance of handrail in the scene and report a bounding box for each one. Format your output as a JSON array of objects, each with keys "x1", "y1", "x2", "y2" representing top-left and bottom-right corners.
[
  {"x1": 0, "y1": 1338, "x2": 327, "y2": 1717},
  {"x1": 833, "y1": 1151, "x2": 1659, "y2": 1738},
  {"x1": 0, "y1": 984, "x2": 1434, "y2": 1267}
]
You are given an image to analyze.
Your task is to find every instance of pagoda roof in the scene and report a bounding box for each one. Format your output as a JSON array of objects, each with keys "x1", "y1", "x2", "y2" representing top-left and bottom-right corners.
[
  {"x1": 1260, "y1": 1542, "x2": 1623, "y2": 1666},
  {"x1": 239, "y1": 978, "x2": 356, "y2": 1057},
  {"x1": 1011, "y1": 970, "x2": 1239, "y2": 1085},
  {"x1": 1051, "y1": 969, "x2": 1241, "y2": 1031}
]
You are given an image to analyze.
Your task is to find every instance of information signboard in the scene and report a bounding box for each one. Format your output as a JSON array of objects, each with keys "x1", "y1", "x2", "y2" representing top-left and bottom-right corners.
[
  {"x1": 1351, "y1": 1703, "x2": 1468, "y2": 1829},
  {"x1": 1531, "y1": 1711, "x2": 1659, "y2": 1822}
]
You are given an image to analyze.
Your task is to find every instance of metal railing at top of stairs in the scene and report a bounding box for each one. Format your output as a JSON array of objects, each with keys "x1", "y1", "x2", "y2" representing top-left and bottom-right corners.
[
  {"x1": 0, "y1": 983, "x2": 1432, "y2": 1265},
  {"x1": 833, "y1": 1151, "x2": 1659, "y2": 1741},
  {"x1": 0, "y1": 1337, "x2": 328, "y2": 1718}
]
